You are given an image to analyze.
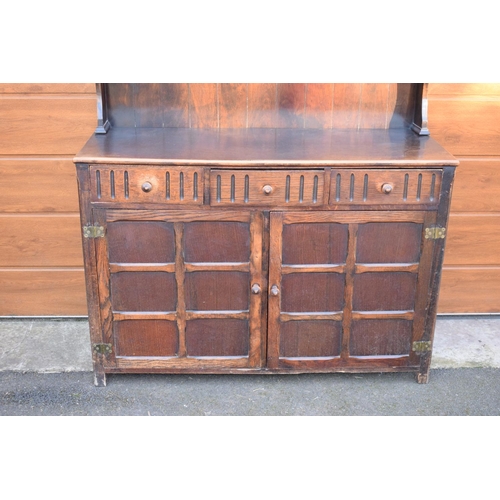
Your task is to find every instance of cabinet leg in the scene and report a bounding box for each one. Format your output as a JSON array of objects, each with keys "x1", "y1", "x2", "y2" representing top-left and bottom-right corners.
[
  {"x1": 93, "y1": 368, "x2": 107, "y2": 387},
  {"x1": 417, "y1": 352, "x2": 432, "y2": 384}
]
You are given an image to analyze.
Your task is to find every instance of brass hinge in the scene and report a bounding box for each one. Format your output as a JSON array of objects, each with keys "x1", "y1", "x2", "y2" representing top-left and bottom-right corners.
[
  {"x1": 83, "y1": 224, "x2": 105, "y2": 238},
  {"x1": 412, "y1": 341, "x2": 432, "y2": 354},
  {"x1": 93, "y1": 343, "x2": 112, "y2": 355},
  {"x1": 425, "y1": 226, "x2": 446, "y2": 239}
]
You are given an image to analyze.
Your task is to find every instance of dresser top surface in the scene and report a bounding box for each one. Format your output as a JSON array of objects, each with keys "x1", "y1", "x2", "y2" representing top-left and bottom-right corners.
[{"x1": 74, "y1": 127, "x2": 458, "y2": 167}]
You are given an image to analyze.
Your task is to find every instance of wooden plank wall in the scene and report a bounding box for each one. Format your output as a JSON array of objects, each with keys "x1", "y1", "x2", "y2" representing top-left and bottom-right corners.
[
  {"x1": 0, "y1": 84, "x2": 96, "y2": 315},
  {"x1": 0, "y1": 83, "x2": 498, "y2": 315},
  {"x1": 428, "y1": 84, "x2": 500, "y2": 313}
]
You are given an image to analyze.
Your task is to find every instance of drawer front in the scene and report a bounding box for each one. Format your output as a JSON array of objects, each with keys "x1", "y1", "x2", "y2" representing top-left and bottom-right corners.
[
  {"x1": 330, "y1": 169, "x2": 442, "y2": 206},
  {"x1": 210, "y1": 170, "x2": 325, "y2": 207},
  {"x1": 89, "y1": 166, "x2": 204, "y2": 204}
]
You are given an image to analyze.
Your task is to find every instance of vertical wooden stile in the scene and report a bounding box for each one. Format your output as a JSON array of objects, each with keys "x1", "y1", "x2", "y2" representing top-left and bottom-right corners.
[
  {"x1": 174, "y1": 222, "x2": 187, "y2": 357},
  {"x1": 409, "y1": 212, "x2": 438, "y2": 368},
  {"x1": 76, "y1": 166, "x2": 107, "y2": 386},
  {"x1": 248, "y1": 212, "x2": 263, "y2": 367},
  {"x1": 267, "y1": 212, "x2": 283, "y2": 369},
  {"x1": 417, "y1": 166, "x2": 456, "y2": 382},
  {"x1": 340, "y1": 223, "x2": 358, "y2": 361}
]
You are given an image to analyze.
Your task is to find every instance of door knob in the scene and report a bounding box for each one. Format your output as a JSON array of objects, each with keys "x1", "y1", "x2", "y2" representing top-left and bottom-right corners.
[
  {"x1": 381, "y1": 183, "x2": 393, "y2": 194},
  {"x1": 270, "y1": 285, "x2": 280, "y2": 296},
  {"x1": 251, "y1": 284, "x2": 261, "y2": 294}
]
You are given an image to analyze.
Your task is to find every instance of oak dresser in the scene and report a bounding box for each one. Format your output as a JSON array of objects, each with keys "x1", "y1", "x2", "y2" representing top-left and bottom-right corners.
[{"x1": 75, "y1": 84, "x2": 458, "y2": 386}]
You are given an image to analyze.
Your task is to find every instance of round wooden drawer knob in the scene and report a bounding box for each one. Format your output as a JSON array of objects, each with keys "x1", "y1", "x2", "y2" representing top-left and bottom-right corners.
[
  {"x1": 262, "y1": 185, "x2": 273, "y2": 195},
  {"x1": 142, "y1": 181, "x2": 153, "y2": 193},
  {"x1": 381, "y1": 183, "x2": 393, "y2": 194}
]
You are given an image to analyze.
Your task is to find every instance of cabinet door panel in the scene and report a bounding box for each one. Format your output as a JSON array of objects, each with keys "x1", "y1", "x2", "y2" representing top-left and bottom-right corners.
[
  {"x1": 350, "y1": 319, "x2": 412, "y2": 356},
  {"x1": 184, "y1": 221, "x2": 250, "y2": 262},
  {"x1": 107, "y1": 221, "x2": 175, "y2": 263},
  {"x1": 111, "y1": 272, "x2": 177, "y2": 311},
  {"x1": 268, "y1": 211, "x2": 436, "y2": 371},
  {"x1": 94, "y1": 209, "x2": 263, "y2": 370},
  {"x1": 186, "y1": 319, "x2": 249, "y2": 356},
  {"x1": 185, "y1": 271, "x2": 249, "y2": 310},
  {"x1": 281, "y1": 273, "x2": 345, "y2": 312},
  {"x1": 356, "y1": 222, "x2": 421, "y2": 263},
  {"x1": 280, "y1": 321, "x2": 342, "y2": 358},
  {"x1": 352, "y1": 273, "x2": 417, "y2": 311},
  {"x1": 282, "y1": 223, "x2": 348, "y2": 264},
  {"x1": 115, "y1": 320, "x2": 179, "y2": 357}
]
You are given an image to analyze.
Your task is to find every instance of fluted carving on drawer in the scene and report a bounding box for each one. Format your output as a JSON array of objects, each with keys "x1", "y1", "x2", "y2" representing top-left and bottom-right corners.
[
  {"x1": 90, "y1": 166, "x2": 204, "y2": 204},
  {"x1": 330, "y1": 169, "x2": 442, "y2": 205},
  {"x1": 210, "y1": 170, "x2": 325, "y2": 206}
]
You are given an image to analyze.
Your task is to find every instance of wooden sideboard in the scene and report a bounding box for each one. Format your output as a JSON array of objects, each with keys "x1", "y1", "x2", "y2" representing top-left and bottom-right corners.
[{"x1": 75, "y1": 84, "x2": 458, "y2": 386}]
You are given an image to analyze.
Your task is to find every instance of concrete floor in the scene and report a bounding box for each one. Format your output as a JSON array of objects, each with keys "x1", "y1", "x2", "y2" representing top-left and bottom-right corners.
[{"x1": 1, "y1": 316, "x2": 499, "y2": 372}]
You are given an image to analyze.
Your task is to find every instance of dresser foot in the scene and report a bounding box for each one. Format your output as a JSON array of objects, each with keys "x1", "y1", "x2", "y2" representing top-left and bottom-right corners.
[{"x1": 94, "y1": 370, "x2": 107, "y2": 387}]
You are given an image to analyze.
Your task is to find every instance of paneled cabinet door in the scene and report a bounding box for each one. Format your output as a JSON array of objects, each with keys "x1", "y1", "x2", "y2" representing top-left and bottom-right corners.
[
  {"x1": 267, "y1": 211, "x2": 438, "y2": 372},
  {"x1": 93, "y1": 209, "x2": 264, "y2": 372}
]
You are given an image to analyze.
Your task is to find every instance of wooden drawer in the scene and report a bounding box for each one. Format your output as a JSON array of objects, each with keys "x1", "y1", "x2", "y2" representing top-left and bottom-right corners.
[
  {"x1": 330, "y1": 169, "x2": 442, "y2": 206},
  {"x1": 210, "y1": 169, "x2": 325, "y2": 206},
  {"x1": 89, "y1": 166, "x2": 204, "y2": 204}
]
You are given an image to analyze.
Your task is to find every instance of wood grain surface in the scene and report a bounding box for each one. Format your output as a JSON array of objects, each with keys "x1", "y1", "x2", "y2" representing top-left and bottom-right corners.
[
  {"x1": 0, "y1": 84, "x2": 95, "y2": 93},
  {"x1": 427, "y1": 84, "x2": 500, "y2": 314},
  {"x1": 2, "y1": 83, "x2": 499, "y2": 319},
  {"x1": 0, "y1": 95, "x2": 96, "y2": 155},
  {"x1": 132, "y1": 83, "x2": 164, "y2": 128},
  {"x1": 89, "y1": 165, "x2": 204, "y2": 204},
  {"x1": 115, "y1": 320, "x2": 179, "y2": 357},
  {"x1": 429, "y1": 84, "x2": 500, "y2": 96},
  {"x1": 107, "y1": 83, "x2": 134, "y2": 127},
  {"x1": 0, "y1": 215, "x2": 83, "y2": 267},
  {"x1": 439, "y1": 267, "x2": 500, "y2": 313},
  {"x1": 248, "y1": 83, "x2": 277, "y2": 128},
  {"x1": 0, "y1": 159, "x2": 79, "y2": 212},
  {"x1": 332, "y1": 83, "x2": 361, "y2": 128},
  {"x1": 359, "y1": 83, "x2": 393, "y2": 129},
  {"x1": 329, "y1": 169, "x2": 442, "y2": 206},
  {"x1": 444, "y1": 214, "x2": 500, "y2": 266},
  {"x1": 0, "y1": 84, "x2": 95, "y2": 316},
  {"x1": 104, "y1": 83, "x2": 419, "y2": 130},
  {"x1": 219, "y1": 84, "x2": 247, "y2": 128},
  {"x1": 0, "y1": 270, "x2": 87, "y2": 315},
  {"x1": 277, "y1": 83, "x2": 306, "y2": 128},
  {"x1": 210, "y1": 169, "x2": 324, "y2": 206},
  {"x1": 450, "y1": 158, "x2": 500, "y2": 212},
  {"x1": 280, "y1": 320, "x2": 342, "y2": 357},
  {"x1": 304, "y1": 84, "x2": 334, "y2": 128},
  {"x1": 189, "y1": 84, "x2": 218, "y2": 128},
  {"x1": 162, "y1": 83, "x2": 189, "y2": 128},
  {"x1": 428, "y1": 97, "x2": 500, "y2": 156},
  {"x1": 75, "y1": 128, "x2": 458, "y2": 166}
]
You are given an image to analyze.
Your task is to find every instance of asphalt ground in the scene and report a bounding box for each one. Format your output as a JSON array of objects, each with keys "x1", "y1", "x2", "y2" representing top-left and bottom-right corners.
[
  {"x1": 3, "y1": 368, "x2": 497, "y2": 500},
  {"x1": 1, "y1": 368, "x2": 499, "y2": 416}
]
